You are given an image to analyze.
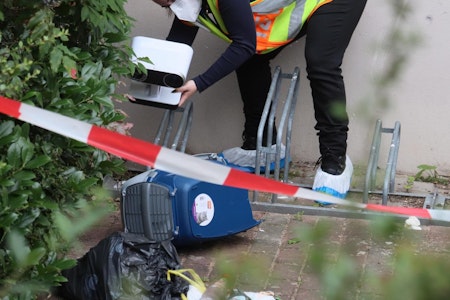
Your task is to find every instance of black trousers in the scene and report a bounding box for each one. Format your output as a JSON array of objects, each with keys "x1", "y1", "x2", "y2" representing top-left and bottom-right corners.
[{"x1": 236, "y1": 0, "x2": 367, "y2": 157}]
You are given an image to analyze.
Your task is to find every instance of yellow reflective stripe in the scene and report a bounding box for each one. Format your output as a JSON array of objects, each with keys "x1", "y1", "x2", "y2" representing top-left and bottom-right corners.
[
  {"x1": 197, "y1": 0, "x2": 333, "y2": 53},
  {"x1": 270, "y1": 2, "x2": 296, "y2": 42},
  {"x1": 197, "y1": 15, "x2": 231, "y2": 43},
  {"x1": 305, "y1": 0, "x2": 332, "y2": 21},
  {"x1": 302, "y1": 0, "x2": 318, "y2": 21},
  {"x1": 206, "y1": 0, "x2": 228, "y2": 34}
]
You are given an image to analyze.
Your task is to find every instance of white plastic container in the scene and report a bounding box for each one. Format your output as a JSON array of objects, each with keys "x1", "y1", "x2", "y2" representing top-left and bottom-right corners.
[{"x1": 129, "y1": 36, "x2": 194, "y2": 109}]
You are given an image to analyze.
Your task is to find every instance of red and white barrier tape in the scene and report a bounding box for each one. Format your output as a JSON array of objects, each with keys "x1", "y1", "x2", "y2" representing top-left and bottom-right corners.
[{"x1": 1, "y1": 95, "x2": 449, "y2": 223}]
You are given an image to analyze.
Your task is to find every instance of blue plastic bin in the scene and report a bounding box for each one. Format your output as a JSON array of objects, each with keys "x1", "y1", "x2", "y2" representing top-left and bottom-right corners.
[{"x1": 120, "y1": 159, "x2": 260, "y2": 246}]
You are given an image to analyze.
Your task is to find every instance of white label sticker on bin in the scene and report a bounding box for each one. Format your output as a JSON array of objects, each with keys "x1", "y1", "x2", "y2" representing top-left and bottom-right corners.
[{"x1": 192, "y1": 193, "x2": 215, "y2": 226}]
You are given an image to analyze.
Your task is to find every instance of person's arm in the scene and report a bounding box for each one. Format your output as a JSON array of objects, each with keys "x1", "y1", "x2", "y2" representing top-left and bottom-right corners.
[
  {"x1": 164, "y1": 16, "x2": 200, "y2": 105},
  {"x1": 171, "y1": 0, "x2": 256, "y2": 105},
  {"x1": 192, "y1": 0, "x2": 256, "y2": 92}
]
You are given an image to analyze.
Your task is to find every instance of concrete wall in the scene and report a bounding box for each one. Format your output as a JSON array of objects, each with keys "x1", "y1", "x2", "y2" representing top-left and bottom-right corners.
[{"x1": 119, "y1": 0, "x2": 450, "y2": 175}]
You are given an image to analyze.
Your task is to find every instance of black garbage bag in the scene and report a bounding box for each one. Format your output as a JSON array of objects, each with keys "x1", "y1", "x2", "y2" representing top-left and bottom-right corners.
[{"x1": 56, "y1": 232, "x2": 190, "y2": 300}]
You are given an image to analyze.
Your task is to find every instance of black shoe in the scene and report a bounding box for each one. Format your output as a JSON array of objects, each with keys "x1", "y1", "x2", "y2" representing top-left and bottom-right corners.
[
  {"x1": 241, "y1": 135, "x2": 257, "y2": 150},
  {"x1": 316, "y1": 152, "x2": 346, "y2": 175},
  {"x1": 241, "y1": 128, "x2": 277, "y2": 150}
]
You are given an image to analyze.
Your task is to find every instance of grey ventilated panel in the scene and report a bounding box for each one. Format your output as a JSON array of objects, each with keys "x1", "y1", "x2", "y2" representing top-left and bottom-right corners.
[{"x1": 122, "y1": 182, "x2": 173, "y2": 241}]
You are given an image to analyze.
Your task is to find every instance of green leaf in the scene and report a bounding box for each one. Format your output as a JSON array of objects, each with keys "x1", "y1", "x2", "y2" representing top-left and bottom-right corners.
[
  {"x1": 7, "y1": 142, "x2": 22, "y2": 168},
  {"x1": 7, "y1": 230, "x2": 30, "y2": 266},
  {"x1": 25, "y1": 155, "x2": 52, "y2": 169},
  {"x1": 21, "y1": 142, "x2": 35, "y2": 166},
  {"x1": 0, "y1": 212, "x2": 19, "y2": 227},
  {"x1": 112, "y1": 66, "x2": 132, "y2": 75},
  {"x1": 55, "y1": 275, "x2": 70, "y2": 283},
  {"x1": 59, "y1": 44, "x2": 78, "y2": 59},
  {"x1": 62, "y1": 56, "x2": 77, "y2": 75},
  {"x1": 21, "y1": 122, "x2": 31, "y2": 137},
  {"x1": 22, "y1": 91, "x2": 44, "y2": 107},
  {"x1": 93, "y1": 95, "x2": 113, "y2": 108},
  {"x1": 51, "y1": 258, "x2": 77, "y2": 270},
  {"x1": 55, "y1": 207, "x2": 109, "y2": 242},
  {"x1": 8, "y1": 193, "x2": 30, "y2": 210},
  {"x1": 17, "y1": 208, "x2": 40, "y2": 228},
  {"x1": 31, "y1": 21, "x2": 49, "y2": 40},
  {"x1": 7, "y1": 137, "x2": 34, "y2": 167},
  {"x1": 68, "y1": 170, "x2": 84, "y2": 183},
  {"x1": 50, "y1": 48, "x2": 63, "y2": 73},
  {"x1": 80, "y1": 6, "x2": 90, "y2": 22},
  {"x1": 0, "y1": 121, "x2": 14, "y2": 138},
  {"x1": 417, "y1": 164, "x2": 436, "y2": 171},
  {"x1": 14, "y1": 170, "x2": 36, "y2": 181},
  {"x1": 27, "y1": 9, "x2": 49, "y2": 29},
  {"x1": 0, "y1": 179, "x2": 15, "y2": 187},
  {"x1": 39, "y1": 200, "x2": 59, "y2": 210},
  {"x1": 104, "y1": 32, "x2": 128, "y2": 43},
  {"x1": 52, "y1": 212, "x2": 72, "y2": 241},
  {"x1": 77, "y1": 177, "x2": 98, "y2": 191},
  {"x1": 49, "y1": 97, "x2": 73, "y2": 110},
  {"x1": 24, "y1": 247, "x2": 46, "y2": 266},
  {"x1": 100, "y1": 67, "x2": 112, "y2": 80}
]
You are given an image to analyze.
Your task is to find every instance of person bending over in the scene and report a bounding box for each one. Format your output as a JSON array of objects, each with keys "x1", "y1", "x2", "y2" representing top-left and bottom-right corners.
[{"x1": 150, "y1": 0, "x2": 367, "y2": 200}]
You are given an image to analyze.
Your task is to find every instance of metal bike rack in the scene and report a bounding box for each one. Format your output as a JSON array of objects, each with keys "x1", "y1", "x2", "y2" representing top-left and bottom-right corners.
[
  {"x1": 363, "y1": 119, "x2": 401, "y2": 205},
  {"x1": 153, "y1": 100, "x2": 194, "y2": 153},
  {"x1": 253, "y1": 66, "x2": 300, "y2": 202}
]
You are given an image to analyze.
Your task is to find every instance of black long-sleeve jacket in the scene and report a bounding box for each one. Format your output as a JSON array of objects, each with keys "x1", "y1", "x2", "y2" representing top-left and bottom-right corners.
[{"x1": 166, "y1": 0, "x2": 256, "y2": 92}]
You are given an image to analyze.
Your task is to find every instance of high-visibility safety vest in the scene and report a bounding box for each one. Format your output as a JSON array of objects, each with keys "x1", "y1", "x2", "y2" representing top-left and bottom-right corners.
[{"x1": 195, "y1": 0, "x2": 332, "y2": 54}]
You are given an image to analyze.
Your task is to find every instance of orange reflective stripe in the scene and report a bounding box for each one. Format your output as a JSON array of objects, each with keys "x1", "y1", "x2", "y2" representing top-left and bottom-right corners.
[
  {"x1": 256, "y1": 38, "x2": 292, "y2": 53},
  {"x1": 254, "y1": 10, "x2": 281, "y2": 40},
  {"x1": 254, "y1": 7, "x2": 294, "y2": 53}
]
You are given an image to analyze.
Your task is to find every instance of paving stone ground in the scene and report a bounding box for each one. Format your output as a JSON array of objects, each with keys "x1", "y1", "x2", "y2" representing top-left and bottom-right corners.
[
  {"x1": 70, "y1": 206, "x2": 450, "y2": 300},
  {"x1": 61, "y1": 161, "x2": 450, "y2": 299}
]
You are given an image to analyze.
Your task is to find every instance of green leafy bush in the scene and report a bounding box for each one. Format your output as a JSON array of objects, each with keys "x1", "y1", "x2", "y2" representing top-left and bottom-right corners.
[{"x1": 0, "y1": 0, "x2": 136, "y2": 298}]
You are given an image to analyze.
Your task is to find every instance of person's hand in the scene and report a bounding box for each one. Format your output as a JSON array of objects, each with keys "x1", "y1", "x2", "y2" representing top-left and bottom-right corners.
[{"x1": 173, "y1": 80, "x2": 197, "y2": 106}]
